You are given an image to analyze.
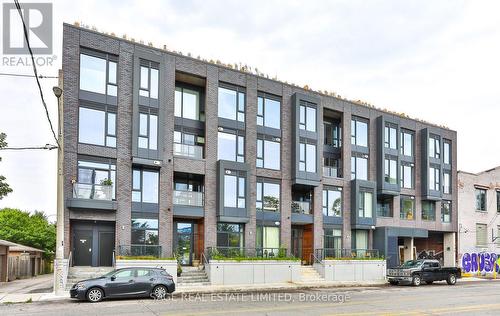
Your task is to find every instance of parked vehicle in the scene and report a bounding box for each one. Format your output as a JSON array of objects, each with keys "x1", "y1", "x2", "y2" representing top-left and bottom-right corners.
[
  {"x1": 387, "y1": 259, "x2": 461, "y2": 286},
  {"x1": 70, "y1": 267, "x2": 175, "y2": 302}
]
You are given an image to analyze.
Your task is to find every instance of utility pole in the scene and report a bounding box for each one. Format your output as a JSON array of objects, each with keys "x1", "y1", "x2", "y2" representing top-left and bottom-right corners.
[{"x1": 53, "y1": 83, "x2": 64, "y2": 295}]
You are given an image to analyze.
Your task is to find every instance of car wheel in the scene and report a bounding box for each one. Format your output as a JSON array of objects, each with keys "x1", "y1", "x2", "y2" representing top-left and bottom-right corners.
[
  {"x1": 412, "y1": 275, "x2": 421, "y2": 286},
  {"x1": 425, "y1": 281, "x2": 433, "y2": 285},
  {"x1": 152, "y1": 285, "x2": 168, "y2": 299},
  {"x1": 446, "y1": 274, "x2": 457, "y2": 285},
  {"x1": 389, "y1": 280, "x2": 398, "y2": 285},
  {"x1": 86, "y1": 287, "x2": 104, "y2": 303}
]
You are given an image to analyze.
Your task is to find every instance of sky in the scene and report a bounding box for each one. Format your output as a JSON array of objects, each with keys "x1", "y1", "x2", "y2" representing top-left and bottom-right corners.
[{"x1": 0, "y1": 0, "x2": 499, "y2": 219}]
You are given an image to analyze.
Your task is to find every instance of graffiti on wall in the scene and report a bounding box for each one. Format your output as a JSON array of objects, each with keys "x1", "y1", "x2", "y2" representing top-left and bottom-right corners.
[{"x1": 461, "y1": 252, "x2": 500, "y2": 273}]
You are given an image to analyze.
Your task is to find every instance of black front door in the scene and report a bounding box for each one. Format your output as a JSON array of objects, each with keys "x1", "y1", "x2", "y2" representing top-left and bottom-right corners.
[
  {"x1": 73, "y1": 230, "x2": 93, "y2": 266},
  {"x1": 99, "y1": 231, "x2": 115, "y2": 266},
  {"x1": 175, "y1": 222, "x2": 193, "y2": 266},
  {"x1": 291, "y1": 227, "x2": 303, "y2": 259}
]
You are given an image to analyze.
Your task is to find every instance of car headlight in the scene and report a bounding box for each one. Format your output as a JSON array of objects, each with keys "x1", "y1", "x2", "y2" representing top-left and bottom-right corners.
[{"x1": 75, "y1": 282, "x2": 86, "y2": 290}]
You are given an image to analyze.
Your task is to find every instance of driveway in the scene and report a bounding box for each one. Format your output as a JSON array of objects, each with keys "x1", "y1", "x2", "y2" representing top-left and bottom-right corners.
[{"x1": 0, "y1": 274, "x2": 53, "y2": 295}]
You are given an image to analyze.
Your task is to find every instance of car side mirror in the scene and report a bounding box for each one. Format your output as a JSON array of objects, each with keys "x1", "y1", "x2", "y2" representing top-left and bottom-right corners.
[{"x1": 110, "y1": 276, "x2": 116, "y2": 281}]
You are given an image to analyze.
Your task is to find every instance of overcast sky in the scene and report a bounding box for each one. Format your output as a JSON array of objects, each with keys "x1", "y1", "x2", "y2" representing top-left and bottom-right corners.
[{"x1": 0, "y1": 0, "x2": 499, "y2": 218}]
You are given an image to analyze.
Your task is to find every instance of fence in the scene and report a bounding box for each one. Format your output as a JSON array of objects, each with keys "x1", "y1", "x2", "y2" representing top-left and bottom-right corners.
[
  {"x1": 315, "y1": 248, "x2": 380, "y2": 260},
  {"x1": 205, "y1": 247, "x2": 289, "y2": 259}
]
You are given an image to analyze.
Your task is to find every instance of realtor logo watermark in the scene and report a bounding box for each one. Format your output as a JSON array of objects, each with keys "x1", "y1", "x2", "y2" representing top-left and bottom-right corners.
[{"x1": 2, "y1": 2, "x2": 56, "y2": 66}]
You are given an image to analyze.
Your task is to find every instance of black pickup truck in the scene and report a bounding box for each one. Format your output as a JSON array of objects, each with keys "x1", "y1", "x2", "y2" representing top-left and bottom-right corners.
[{"x1": 387, "y1": 259, "x2": 461, "y2": 286}]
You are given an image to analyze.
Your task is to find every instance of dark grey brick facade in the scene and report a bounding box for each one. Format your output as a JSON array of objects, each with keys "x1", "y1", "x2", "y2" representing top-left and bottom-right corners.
[{"x1": 61, "y1": 24, "x2": 458, "y2": 263}]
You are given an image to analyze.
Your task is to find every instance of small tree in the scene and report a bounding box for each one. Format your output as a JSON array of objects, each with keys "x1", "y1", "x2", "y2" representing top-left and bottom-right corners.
[{"x1": 0, "y1": 133, "x2": 13, "y2": 199}]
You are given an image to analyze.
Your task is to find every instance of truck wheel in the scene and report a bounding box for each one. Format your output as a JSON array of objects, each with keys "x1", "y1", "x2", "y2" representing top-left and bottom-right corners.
[
  {"x1": 389, "y1": 280, "x2": 398, "y2": 285},
  {"x1": 446, "y1": 274, "x2": 457, "y2": 285},
  {"x1": 412, "y1": 275, "x2": 421, "y2": 286}
]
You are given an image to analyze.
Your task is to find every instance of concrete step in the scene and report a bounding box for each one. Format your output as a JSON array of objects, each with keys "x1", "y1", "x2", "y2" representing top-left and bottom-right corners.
[
  {"x1": 177, "y1": 282, "x2": 211, "y2": 287},
  {"x1": 178, "y1": 276, "x2": 209, "y2": 281}
]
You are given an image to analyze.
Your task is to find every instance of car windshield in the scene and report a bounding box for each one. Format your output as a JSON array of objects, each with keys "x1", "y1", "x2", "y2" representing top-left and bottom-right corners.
[{"x1": 400, "y1": 260, "x2": 423, "y2": 268}]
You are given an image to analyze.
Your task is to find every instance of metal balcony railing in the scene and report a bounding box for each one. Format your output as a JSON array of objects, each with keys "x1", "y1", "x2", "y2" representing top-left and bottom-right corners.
[
  {"x1": 118, "y1": 244, "x2": 163, "y2": 258},
  {"x1": 173, "y1": 190, "x2": 204, "y2": 207},
  {"x1": 323, "y1": 166, "x2": 341, "y2": 178},
  {"x1": 173, "y1": 143, "x2": 203, "y2": 159},
  {"x1": 73, "y1": 183, "x2": 113, "y2": 200},
  {"x1": 291, "y1": 201, "x2": 311, "y2": 214},
  {"x1": 315, "y1": 248, "x2": 381, "y2": 260}
]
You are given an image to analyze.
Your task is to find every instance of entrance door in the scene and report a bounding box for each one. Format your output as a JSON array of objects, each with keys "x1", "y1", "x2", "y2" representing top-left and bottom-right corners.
[
  {"x1": 291, "y1": 227, "x2": 303, "y2": 259},
  {"x1": 99, "y1": 231, "x2": 115, "y2": 266},
  {"x1": 399, "y1": 246, "x2": 405, "y2": 265},
  {"x1": 175, "y1": 223, "x2": 193, "y2": 266},
  {"x1": 74, "y1": 230, "x2": 93, "y2": 266}
]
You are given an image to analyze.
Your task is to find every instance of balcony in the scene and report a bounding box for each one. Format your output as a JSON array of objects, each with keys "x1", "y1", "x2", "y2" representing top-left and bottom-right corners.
[
  {"x1": 67, "y1": 183, "x2": 117, "y2": 210},
  {"x1": 323, "y1": 166, "x2": 341, "y2": 178},
  {"x1": 291, "y1": 201, "x2": 311, "y2": 215},
  {"x1": 173, "y1": 143, "x2": 203, "y2": 159},
  {"x1": 73, "y1": 183, "x2": 112, "y2": 200},
  {"x1": 173, "y1": 190, "x2": 204, "y2": 207}
]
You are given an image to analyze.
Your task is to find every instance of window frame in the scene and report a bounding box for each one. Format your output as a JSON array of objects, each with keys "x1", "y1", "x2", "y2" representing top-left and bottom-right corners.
[
  {"x1": 216, "y1": 223, "x2": 244, "y2": 248},
  {"x1": 299, "y1": 100, "x2": 317, "y2": 132},
  {"x1": 218, "y1": 129, "x2": 245, "y2": 163},
  {"x1": 131, "y1": 214, "x2": 159, "y2": 245},
  {"x1": 78, "y1": 104, "x2": 117, "y2": 148},
  {"x1": 400, "y1": 162, "x2": 414, "y2": 189},
  {"x1": 138, "y1": 109, "x2": 158, "y2": 151},
  {"x1": 422, "y1": 201, "x2": 436, "y2": 221},
  {"x1": 77, "y1": 159, "x2": 117, "y2": 200},
  {"x1": 139, "y1": 60, "x2": 159, "y2": 99},
  {"x1": 351, "y1": 153, "x2": 368, "y2": 180},
  {"x1": 256, "y1": 179, "x2": 281, "y2": 212},
  {"x1": 257, "y1": 93, "x2": 281, "y2": 129},
  {"x1": 299, "y1": 139, "x2": 316, "y2": 173},
  {"x1": 132, "y1": 168, "x2": 159, "y2": 204},
  {"x1": 223, "y1": 170, "x2": 246, "y2": 209},
  {"x1": 443, "y1": 170, "x2": 451, "y2": 194},
  {"x1": 429, "y1": 134, "x2": 441, "y2": 159},
  {"x1": 429, "y1": 165, "x2": 440, "y2": 191},
  {"x1": 400, "y1": 195, "x2": 415, "y2": 220},
  {"x1": 257, "y1": 136, "x2": 281, "y2": 170},
  {"x1": 324, "y1": 120, "x2": 342, "y2": 148},
  {"x1": 476, "y1": 223, "x2": 487, "y2": 247},
  {"x1": 376, "y1": 197, "x2": 393, "y2": 217},
  {"x1": 384, "y1": 123, "x2": 397, "y2": 149},
  {"x1": 443, "y1": 140, "x2": 451, "y2": 165},
  {"x1": 322, "y1": 187, "x2": 342, "y2": 217},
  {"x1": 358, "y1": 190, "x2": 373, "y2": 218},
  {"x1": 400, "y1": 129, "x2": 414, "y2": 157},
  {"x1": 79, "y1": 51, "x2": 118, "y2": 96},
  {"x1": 475, "y1": 187, "x2": 487, "y2": 211},
  {"x1": 384, "y1": 156, "x2": 398, "y2": 185},
  {"x1": 174, "y1": 85, "x2": 203, "y2": 121},
  {"x1": 351, "y1": 117, "x2": 368, "y2": 147},
  {"x1": 441, "y1": 200, "x2": 451, "y2": 223},
  {"x1": 218, "y1": 85, "x2": 245, "y2": 122}
]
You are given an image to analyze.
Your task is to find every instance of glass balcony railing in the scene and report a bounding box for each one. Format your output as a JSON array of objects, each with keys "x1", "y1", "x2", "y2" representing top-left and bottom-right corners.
[
  {"x1": 73, "y1": 183, "x2": 113, "y2": 201},
  {"x1": 323, "y1": 166, "x2": 341, "y2": 178},
  {"x1": 173, "y1": 190, "x2": 204, "y2": 207},
  {"x1": 173, "y1": 143, "x2": 203, "y2": 159},
  {"x1": 291, "y1": 201, "x2": 311, "y2": 215}
]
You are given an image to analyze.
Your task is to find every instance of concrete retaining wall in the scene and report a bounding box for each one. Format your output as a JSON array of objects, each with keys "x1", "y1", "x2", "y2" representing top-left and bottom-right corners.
[
  {"x1": 208, "y1": 260, "x2": 301, "y2": 285},
  {"x1": 116, "y1": 259, "x2": 177, "y2": 284},
  {"x1": 315, "y1": 260, "x2": 386, "y2": 282}
]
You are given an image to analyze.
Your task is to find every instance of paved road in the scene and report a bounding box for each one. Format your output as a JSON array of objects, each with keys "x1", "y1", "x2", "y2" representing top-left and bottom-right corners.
[{"x1": 1, "y1": 280, "x2": 500, "y2": 315}]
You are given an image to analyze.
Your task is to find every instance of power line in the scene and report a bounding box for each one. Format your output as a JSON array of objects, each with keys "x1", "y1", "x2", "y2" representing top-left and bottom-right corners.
[
  {"x1": 13, "y1": 0, "x2": 59, "y2": 147},
  {"x1": 0, "y1": 72, "x2": 58, "y2": 79},
  {"x1": 0, "y1": 144, "x2": 58, "y2": 151}
]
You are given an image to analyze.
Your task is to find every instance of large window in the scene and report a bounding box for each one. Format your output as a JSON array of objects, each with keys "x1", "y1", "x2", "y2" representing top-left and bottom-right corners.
[
  {"x1": 441, "y1": 201, "x2": 451, "y2": 223},
  {"x1": 299, "y1": 101, "x2": 316, "y2": 132},
  {"x1": 217, "y1": 223, "x2": 244, "y2": 248},
  {"x1": 355, "y1": 230, "x2": 368, "y2": 250},
  {"x1": 77, "y1": 159, "x2": 116, "y2": 200},
  {"x1": 138, "y1": 111, "x2": 158, "y2": 150},
  {"x1": 257, "y1": 137, "x2": 280, "y2": 170},
  {"x1": 80, "y1": 53, "x2": 117, "y2": 96},
  {"x1": 218, "y1": 86, "x2": 245, "y2": 122},
  {"x1": 384, "y1": 157, "x2": 397, "y2": 184},
  {"x1": 257, "y1": 95, "x2": 280, "y2": 129},
  {"x1": 428, "y1": 135, "x2": 441, "y2": 159},
  {"x1": 476, "y1": 223, "x2": 487, "y2": 247},
  {"x1": 443, "y1": 140, "x2": 451, "y2": 165},
  {"x1": 384, "y1": 124, "x2": 397, "y2": 149},
  {"x1": 400, "y1": 130, "x2": 413, "y2": 156},
  {"x1": 475, "y1": 188, "x2": 487, "y2": 211},
  {"x1": 78, "y1": 106, "x2": 116, "y2": 147},
  {"x1": 324, "y1": 228, "x2": 342, "y2": 251},
  {"x1": 401, "y1": 162, "x2": 413, "y2": 189},
  {"x1": 443, "y1": 171, "x2": 451, "y2": 194},
  {"x1": 429, "y1": 166, "x2": 440, "y2": 191},
  {"x1": 377, "y1": 197, "x2": 392, "y2": 217},
  {"x1": 422, "y1": 201, "x2": 436, "y2": 221},
  {"x1": 324, "y1": 157, "x2": 342, "y2": 178},
  {"x1": 256, "y1": 226, "x2": 280, "y2": 251},
  {"x1": 358, "y1": 191, "x2": 373, "y2": 218},
  {"x1": 351, "y1": 117, "x2": 368, "y2": 147},
  {"x1": 400, "y1": 196, "x2": 415, "y2": 220},
  {"x1": 139, "y1": 62, "x2": 159, "y2": 99},
  {"x1": 299, "y1": 141, "x2": 316, "y2": 173},
  {"x1": 224, "y1": 171, "x2": 245, "y2": 208},
  {"x1": 322, "y1": 187, "x2": 342, "y2": 217},
  {"x1": 132, "y1": 169, "x2": 159, "y2": 204},
  {"x1": 218, "y1": 130, "x2": 244, "y2": 162},
  {"x1": 132, "y1": 216, "x2": 159, "y2": 245},
  {"x1": 324, "y1": 121, "x2": 342, "y2": 148},
  {"x1": 175, "y1": 86, "x2": 201, "y2": 121},
  {"x1": 351, "y1": 154, "x2": 368, "y2": 180},
  {"x1": 173, "y1": 130, "x2": 204, "y2": 159},
  {"x1": 256, "y1": 180, "x2": 280, "y2": 212}
]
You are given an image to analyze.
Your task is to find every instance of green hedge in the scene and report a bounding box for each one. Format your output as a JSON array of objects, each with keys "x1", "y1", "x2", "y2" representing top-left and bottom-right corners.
[
  {"x1": 116, "y1": 256, "x2": 176, "y2": 260},
  {"x1": 211, "y1": 255, "x2": 300, "y2": 262},
  {"x1": 324, "y1": 257, "x2": 385, "y2": 261}
]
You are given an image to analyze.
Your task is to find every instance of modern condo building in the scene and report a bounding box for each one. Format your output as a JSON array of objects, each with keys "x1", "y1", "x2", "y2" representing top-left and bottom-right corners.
[{"x1": 61, "y1": 24, "x2": 458, "y2": 269}]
